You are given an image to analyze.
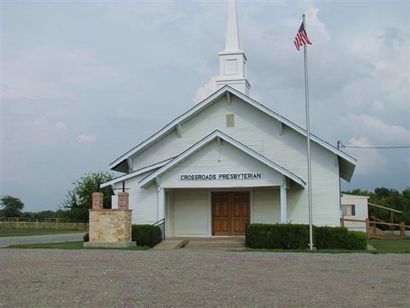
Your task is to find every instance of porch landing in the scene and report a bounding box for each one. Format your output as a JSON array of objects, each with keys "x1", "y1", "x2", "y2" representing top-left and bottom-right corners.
[{"x1": 154, "y1": 237, "x2": 245, "y2": 250}]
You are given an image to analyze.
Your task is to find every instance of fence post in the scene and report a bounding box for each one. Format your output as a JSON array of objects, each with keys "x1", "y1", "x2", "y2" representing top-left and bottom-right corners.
[
  {"x1": 400, "y1": 222, "x2": 405, "y2": 239},
  {"x1": 365, "y1": 218, "x2": 370, "y2": 238},
  {"x1": 372, "y1": 217, "x2": 376, "y2": 233},
  {"x1": 36, "y1": 219, "x2": 39, "y2": 229}
]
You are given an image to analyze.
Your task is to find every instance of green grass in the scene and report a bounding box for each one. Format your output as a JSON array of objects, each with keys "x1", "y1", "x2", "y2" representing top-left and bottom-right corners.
[
  {"x1": 368, "y1": 239, "x2": 410, "y2": 253},
  {"x1": 6, "y1": 241, "x2": 149, "y2": 250},
  {"x1": 0, "y1": 228, "x2": 85, "y2": 237},
  {"x1": 239, "y1": 239, "x2": 410, "y2": 254},
  {"x1": 233, "y1": 248, "x2": 369, "y2": 253}
]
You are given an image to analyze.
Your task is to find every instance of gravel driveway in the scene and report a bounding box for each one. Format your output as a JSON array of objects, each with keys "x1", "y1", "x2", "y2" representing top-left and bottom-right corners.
[
  {"x1": 0, "y1": 233, "x2": 84, "y2": 248},
  {"x1": 0, "y1": 249, "x2": 409, "y2": 307}
]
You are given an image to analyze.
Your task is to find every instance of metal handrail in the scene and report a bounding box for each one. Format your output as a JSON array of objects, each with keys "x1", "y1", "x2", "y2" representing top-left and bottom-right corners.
[
  {"x1": 153, "y1": 218, "x2": 166, "y2": 240},
  {"x1": 153, "y1": 218, "x2": 165, "y2": 226}
]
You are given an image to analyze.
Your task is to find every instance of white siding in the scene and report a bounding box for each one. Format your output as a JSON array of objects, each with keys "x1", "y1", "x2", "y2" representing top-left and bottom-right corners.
[
  {"x1": 119, "y1": 95, "x2": 342, "y2": 227},
  {"x1": 159, "y1": 140, "x2": 284, "y2": 189},
  {"x1": 341, "y1": 194, "x2": 369, "y2": 232},
  {"x1": 252, "y1": 187, "x2": 280, "y2": 223},
  {"x1": 113, "y1": 174, "x2": 158, "y2": 225},
  {"x1": 171, "y1": 189, "x2": 209, "y2": 236}
]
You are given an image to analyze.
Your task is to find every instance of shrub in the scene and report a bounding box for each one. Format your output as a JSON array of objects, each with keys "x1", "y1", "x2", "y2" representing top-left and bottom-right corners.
[
  {"x1": 246, "y1": 224, "x2": 309, "y2": 249},
  {"x1": 314, "y1": 226, "x2": 349, "y2": 249},
  {"x1": 246, "y1": 224, "x2": 367, "y2": 250},
  {"x1": 132, "y1": 225, "x2": 162, "y2": 247},
  {"x1": 83, "y1": 232, "x2": 89, "y2": 242},
  {"x1": 315, "y1": 226, "x2": 367, "y2": 250},
  {"x1": 344, "y1": 231, "x2": 368, "y2": 250}
]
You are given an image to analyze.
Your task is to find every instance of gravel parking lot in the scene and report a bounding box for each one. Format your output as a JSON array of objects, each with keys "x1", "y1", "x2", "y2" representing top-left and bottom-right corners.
[{"x1": 1, "y1": 249, "x2": 409, "y2": 307}]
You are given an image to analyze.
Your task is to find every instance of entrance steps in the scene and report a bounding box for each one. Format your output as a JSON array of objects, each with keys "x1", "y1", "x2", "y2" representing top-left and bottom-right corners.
[
  {"x1": 152, "y1": 239, "x2": 189, "y2": 250},
  {"x1": 152, "y1": 237, "x2": 246, "y2": 250},
  {"x1": 179, "y1": 237, "x2": 245, "y2": 250}
]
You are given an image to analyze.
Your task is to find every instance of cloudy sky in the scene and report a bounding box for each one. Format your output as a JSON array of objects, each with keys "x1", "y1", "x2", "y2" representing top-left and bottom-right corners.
[{"x1": 1, "y1": 0, "x2": 409, "y2": 211}]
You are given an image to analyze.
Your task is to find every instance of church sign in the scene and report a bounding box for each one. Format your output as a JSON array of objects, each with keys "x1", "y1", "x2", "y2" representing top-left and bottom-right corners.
[{"x1": 179, "y1": 172, "x2": 262, "y2": 181}]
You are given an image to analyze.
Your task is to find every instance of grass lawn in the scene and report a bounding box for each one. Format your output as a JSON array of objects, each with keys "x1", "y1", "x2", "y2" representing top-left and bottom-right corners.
[
  {"x1": 0, "y1": 228, "x2": 85, "y2": 237},
  {"x1": 368, "y1": 239, "x2": 410, "y2": 253},
  {"x1": 6, "y1": 241, "x2": 149, "y2": 250},
  {"x1": 241, "y1": 239, "x2": 410, "y2": 254},
  {"x1": 236, "y1": 248, "x2": 370, "y2": 253}
]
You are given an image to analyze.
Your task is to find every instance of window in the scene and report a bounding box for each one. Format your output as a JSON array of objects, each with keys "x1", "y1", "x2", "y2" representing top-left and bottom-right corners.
[
  {"x1": 342, "y1": 204, "x2": 356, "y2": 216},
  {"x1": 226, "y1": 114, "x2": 235, "y2": 127}
]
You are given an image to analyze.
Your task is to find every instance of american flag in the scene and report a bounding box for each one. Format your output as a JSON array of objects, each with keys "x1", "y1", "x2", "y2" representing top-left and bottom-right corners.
[{"x1": 294, "y1": 22, "x2": 312, "y2": 51}]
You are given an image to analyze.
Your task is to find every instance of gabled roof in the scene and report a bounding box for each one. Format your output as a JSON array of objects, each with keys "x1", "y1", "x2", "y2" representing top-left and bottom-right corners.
[
  {"x1": 139, "y1": 130, "x2": 306, "y2": 188},
  {"x1": 100, "y1": 157, "x2": 174, "y2": 188},
  {"x1": 109, "y1": 85, "x2": 356, "y2": 181}
]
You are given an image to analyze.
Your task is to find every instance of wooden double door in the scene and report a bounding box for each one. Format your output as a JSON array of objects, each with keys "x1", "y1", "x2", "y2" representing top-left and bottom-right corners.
[{"x1": 212, "y1": 192, "x2": 250, "y2": 236}]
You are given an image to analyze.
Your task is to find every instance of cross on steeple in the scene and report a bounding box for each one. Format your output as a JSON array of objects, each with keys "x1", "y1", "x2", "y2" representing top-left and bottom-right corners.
[{"x1": 216, "y1": 0, "x2": 251, "y2": 96}]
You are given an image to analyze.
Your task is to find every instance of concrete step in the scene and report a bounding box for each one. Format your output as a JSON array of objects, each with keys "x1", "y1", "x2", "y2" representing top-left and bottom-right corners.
[
  {"x1": 152, "y1": 239, "x2": 188, "y2": 250},
  {"x1": 185, "y1": 244, "x2": 245, "y2": 249},
  {"x1": 182, "y1": 237, "x2": 246, "y2": 250}
]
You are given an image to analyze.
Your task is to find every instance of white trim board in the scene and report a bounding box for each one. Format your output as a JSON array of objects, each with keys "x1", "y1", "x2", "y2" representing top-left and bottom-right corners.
[{"x1": 100, "y1": 157, "x2": 174, "y2": 188}]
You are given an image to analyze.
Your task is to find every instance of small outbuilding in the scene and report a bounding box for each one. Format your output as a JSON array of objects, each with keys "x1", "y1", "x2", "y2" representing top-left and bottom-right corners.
[{"x1": 340, "y1": 194, "x2": 369, "y2": 232}]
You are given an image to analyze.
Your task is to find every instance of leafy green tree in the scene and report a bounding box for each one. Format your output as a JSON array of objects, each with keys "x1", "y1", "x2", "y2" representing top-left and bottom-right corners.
[
  {"x1": 21, "y1": 209, "x2": 70, "y2": 221},
  {"x1": 343, "y1": 187, "x2": 410, "y2": 225},
  {"x1": 63, "y1": 171, "x2": 113, "y2": 222},
  {"x1": 0, "y1": 195, "x2": 24, "y2": 217}
]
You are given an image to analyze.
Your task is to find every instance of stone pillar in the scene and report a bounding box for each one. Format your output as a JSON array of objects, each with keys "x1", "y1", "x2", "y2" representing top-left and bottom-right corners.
[
  {"x1": 92, "y1": 192, "x2": 103, "y2": 210},
  {"x1": 118, "y1": 192, "x2": 129, "y2": 210}
]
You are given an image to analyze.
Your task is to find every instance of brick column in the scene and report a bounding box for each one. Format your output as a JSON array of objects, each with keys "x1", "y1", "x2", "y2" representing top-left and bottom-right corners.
[
  {"x1": 92, "y1": 192, "x2": 103, "y2": 210},
  {"x1": 118, "y1": 192, "x2": 129, "y2": 210}
]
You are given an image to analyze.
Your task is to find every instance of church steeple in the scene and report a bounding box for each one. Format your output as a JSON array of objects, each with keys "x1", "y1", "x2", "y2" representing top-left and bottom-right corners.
[
  {"x1": 216, "y1": 0, "x2": 251, "y2": 96},
  {"x1": 224, "y1": 0, "x2": 240, "y2": 51}
]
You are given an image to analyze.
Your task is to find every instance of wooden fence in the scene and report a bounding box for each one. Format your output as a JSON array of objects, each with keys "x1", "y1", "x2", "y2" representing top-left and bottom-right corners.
[
  {"x1": 0, "y1": 217, "x2": 88, "y2": 231},
  {"x1": 341, "y1": 217, "x2": 409, "y2": 240}
]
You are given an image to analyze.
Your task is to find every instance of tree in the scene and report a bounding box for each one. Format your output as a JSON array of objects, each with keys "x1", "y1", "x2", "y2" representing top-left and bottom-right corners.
[
  {"x1": 0, "y1": 195, "x2": 24, "y2": 217},
  {"x1": 63, "y1": 171, "x2": 113, "y2": 222},
  {"x1": 343, "y1": 187, "x2": 410, "y2": 225}
]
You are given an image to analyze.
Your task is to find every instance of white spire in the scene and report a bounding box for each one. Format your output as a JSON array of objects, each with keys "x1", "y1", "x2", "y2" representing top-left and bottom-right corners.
[
  {"x1": 224, "y1": 0, "x2": 240, "y2": 51},
  {"x1": 216, "y1": 0, "x2": 251, "y2": 96}
]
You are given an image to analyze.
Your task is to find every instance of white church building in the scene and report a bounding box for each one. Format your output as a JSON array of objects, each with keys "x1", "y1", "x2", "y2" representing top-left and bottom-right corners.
[{"x1": 101, "y1": 0, "x2": 357, "y2": 237}]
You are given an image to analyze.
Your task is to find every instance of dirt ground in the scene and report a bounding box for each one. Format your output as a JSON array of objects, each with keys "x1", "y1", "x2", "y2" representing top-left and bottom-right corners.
[{"x1": 1, "y1": 249, "x2": 409, "y2": 307}]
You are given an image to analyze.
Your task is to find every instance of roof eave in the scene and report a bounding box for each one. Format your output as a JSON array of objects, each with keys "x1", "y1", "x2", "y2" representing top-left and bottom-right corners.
[{"x1": 108, "y1": 86, "x2": 230, "y2": 169}]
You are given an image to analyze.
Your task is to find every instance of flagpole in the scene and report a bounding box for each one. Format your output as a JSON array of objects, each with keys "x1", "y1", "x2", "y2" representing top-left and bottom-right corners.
[{"x1": 303, "y1": 14, "x2": 314, "y2": 251}]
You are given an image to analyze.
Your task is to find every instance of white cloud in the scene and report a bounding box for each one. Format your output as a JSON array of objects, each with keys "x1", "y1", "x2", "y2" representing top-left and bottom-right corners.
[
  {"x1": 54, "y1": 121, "x2": 67, "y2": 130},
  {"x1": 193, "y1": 76, "x2": 219, "y2": 103},
  {"x1": 1, "y1": 45, "x2": 124, "y2": 102},
  {"x1": 348, "y1": 27, "x2": 409, "y2": 111},
  {"x1": 341, "y1": 114, "x2": 410, "y2": 145},
  {"x1": 305, "y1": 6, "x2": 330, "y2": 41},
  {"x1": 116, "y1": 109, "x2": 137, "y2": 120},
  {"x1": 77, "y1": 134, "x2": 96, "y2": 143},
  {"x1": 346, "y1": 137, "x2": 387, "y2": 175}
]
